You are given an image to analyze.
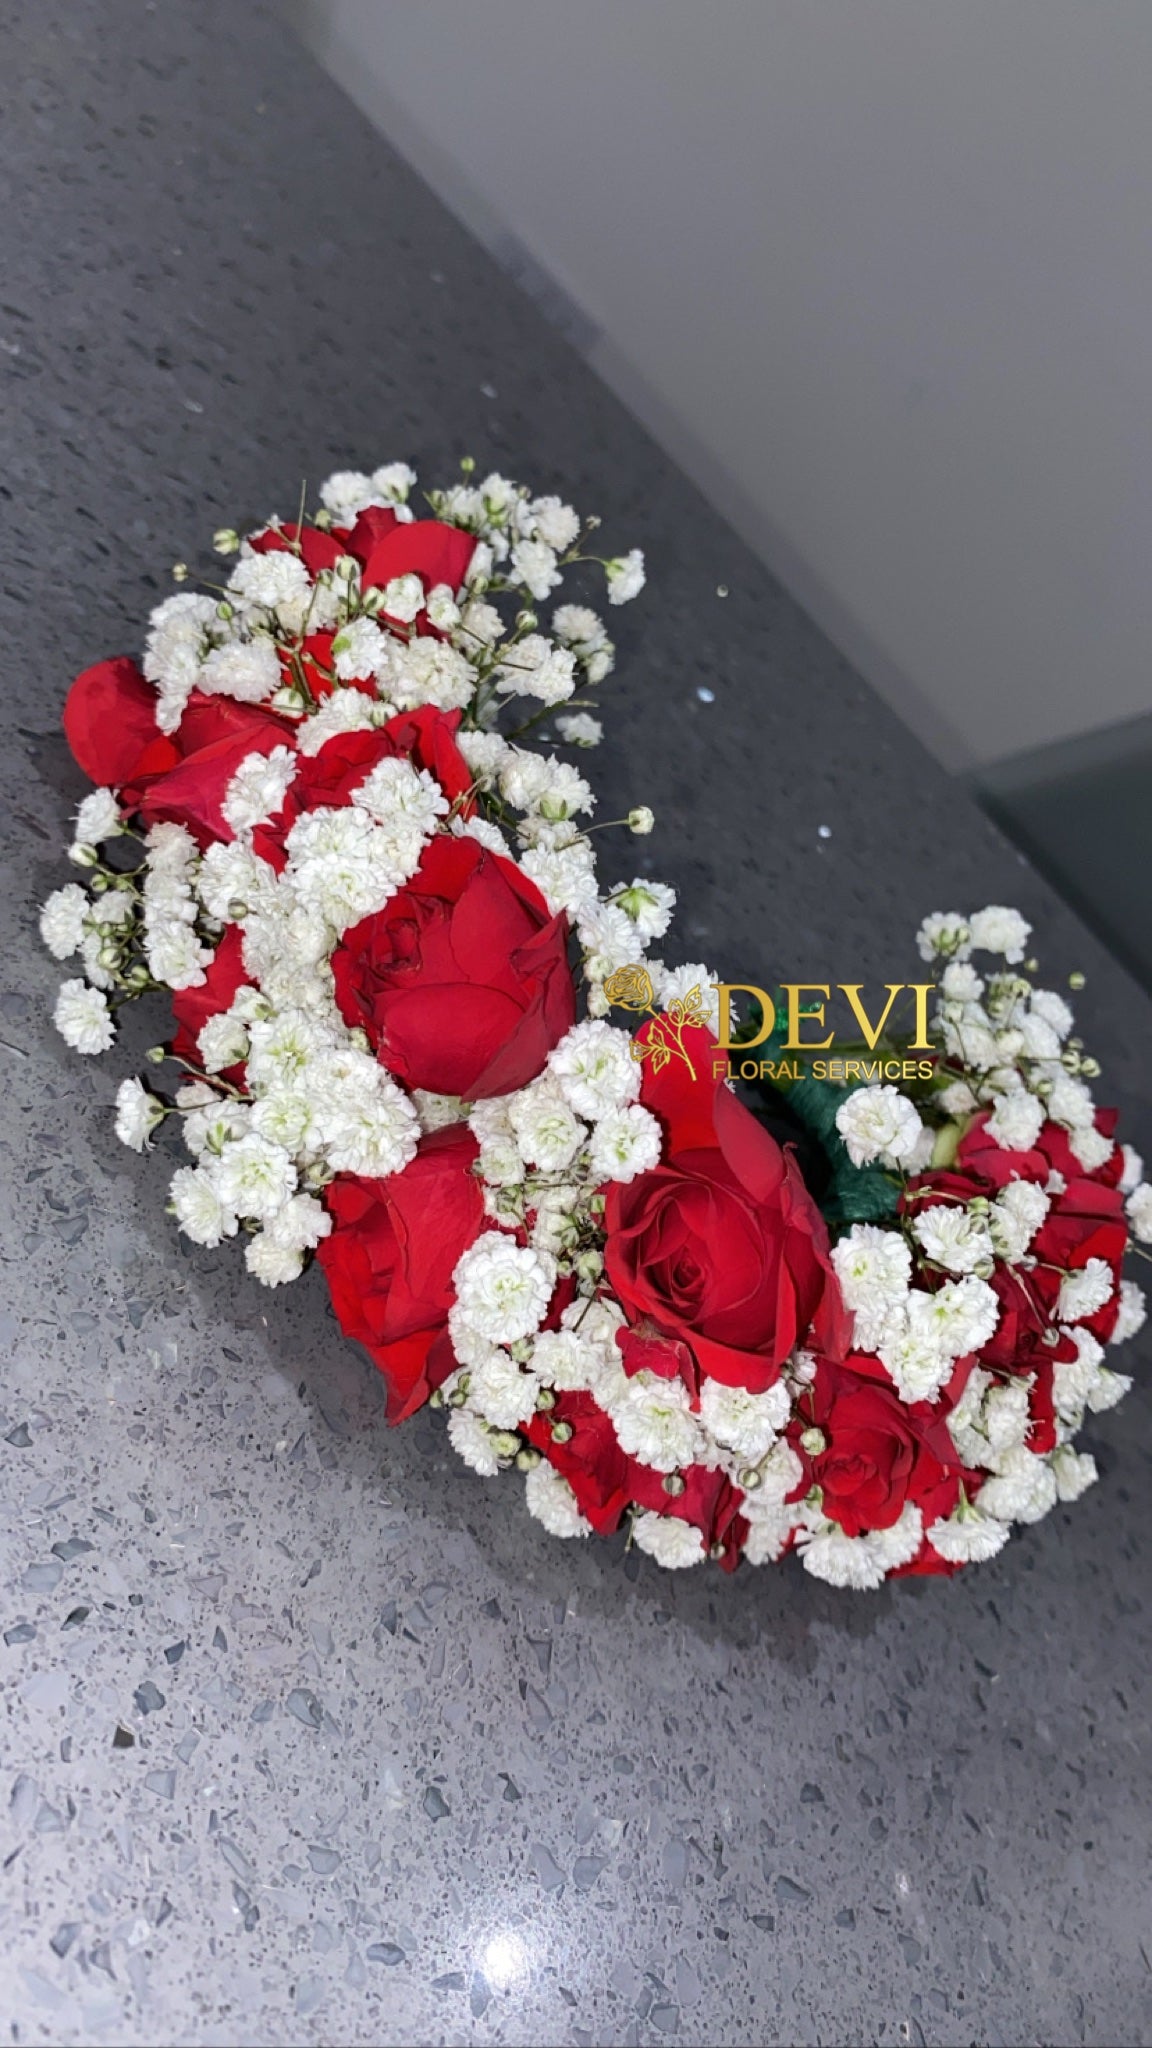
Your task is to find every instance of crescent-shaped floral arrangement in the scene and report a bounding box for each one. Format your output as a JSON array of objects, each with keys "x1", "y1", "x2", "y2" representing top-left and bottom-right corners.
[{"x1": 41, "y1": 458, "x2": 1150, "y2": 1585}]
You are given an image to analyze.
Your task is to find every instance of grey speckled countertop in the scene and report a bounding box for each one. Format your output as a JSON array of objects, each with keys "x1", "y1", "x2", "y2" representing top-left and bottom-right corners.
[{"x1": 2, "y1": 4, "x2": 1151, "y2": 2044}]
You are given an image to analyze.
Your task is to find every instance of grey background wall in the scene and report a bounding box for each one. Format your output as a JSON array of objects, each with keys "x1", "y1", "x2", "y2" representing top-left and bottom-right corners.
[{"x1": 288, "y1": 0, "x2": 1152, "y2": 777}]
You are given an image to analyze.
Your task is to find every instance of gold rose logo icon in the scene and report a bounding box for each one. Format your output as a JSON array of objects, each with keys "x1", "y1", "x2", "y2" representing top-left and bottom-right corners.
[
  {"x1": 603, "y1": 964, "x2": 655, "y2": 1011},
  {"x1": 603, "y1": 965, "x2": 708, "y2": 1082}
]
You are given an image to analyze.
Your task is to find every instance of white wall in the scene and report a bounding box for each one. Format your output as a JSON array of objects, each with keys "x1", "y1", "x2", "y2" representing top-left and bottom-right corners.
[{"x1": 290, "y1": 0, "x2": 1152, "y2": 769}]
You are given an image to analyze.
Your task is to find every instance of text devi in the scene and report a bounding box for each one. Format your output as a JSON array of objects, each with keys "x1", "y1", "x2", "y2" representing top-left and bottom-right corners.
[{"x1": 714, "y1": 983, "x2": 937, "y2": 1052}]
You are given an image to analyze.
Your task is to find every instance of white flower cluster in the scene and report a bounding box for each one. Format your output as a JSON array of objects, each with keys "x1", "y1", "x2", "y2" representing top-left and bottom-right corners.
[{"x1": 916, "y1": 904, "x2": 1117, "y2": 1172}]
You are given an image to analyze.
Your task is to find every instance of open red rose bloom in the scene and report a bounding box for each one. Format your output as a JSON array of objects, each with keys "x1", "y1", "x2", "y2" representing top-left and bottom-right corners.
[{"x1": 44, "y1": 462, "x2": 1146, "y2": 1584}]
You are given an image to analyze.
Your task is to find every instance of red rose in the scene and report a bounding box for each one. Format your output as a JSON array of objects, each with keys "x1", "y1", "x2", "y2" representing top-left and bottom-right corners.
[
  {"x1": 789, "y1": 1356, "x2": 965, "y2": 1538},
  {"x1": 353, "y1": 515, "x2": 476, "y2": 598},
  {"x1": 317, "y1": 1127, "x2": 485, "y2": 1422},
  {"x1": 127, "y1": 697, "x2": 294, "y2": 846},
  {"x1": 603, "y1": 1023, "x2": 850, "y2": 1394},
  {"x1": 332, "y1": 836, "x2": 575, "y2": 1099},
  {"x1": 63, "y1": 657, "x2": 162, "y2": 787}
]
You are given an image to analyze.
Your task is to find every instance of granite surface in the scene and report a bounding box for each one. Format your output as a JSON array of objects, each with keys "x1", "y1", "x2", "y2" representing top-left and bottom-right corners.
[{"x1": 2, "y1": 3, "x2": 1151, "y2": 2044}]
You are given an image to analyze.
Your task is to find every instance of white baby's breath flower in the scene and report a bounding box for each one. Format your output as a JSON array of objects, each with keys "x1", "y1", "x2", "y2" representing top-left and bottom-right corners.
[
  {"x1": 605, "y1": 549, "x2": 645, "y2": 605},
  {"x1": 1056, "y1": 1258, "x2": 1115, "y2": 1324},
  {"x1": 467, "y1": 1349, "x2": 541, "y2": 1431},
  {"x1": 371, "y1": 460, "x2": 418, "y2": 504},
  {"x1": 144, "y1": 591, "x2": 217, "y2": 731},
  {"x1": 1068, "y1": 1123, "x2": 1114, "y2": 1173},
  {"x1": 54, "y1": 979, "x2": 114, "y2": 1054},
  {"x1": 1108, "y1": 1278, "x2": 1145, "y2": 1345},
  {"x1": 457, "y1": 598, "x2": 505, "y2": 647},
  {"x1": 988, "y1": 1178, "x2": 1049, "y2": 1262},
  {"x1": 507, "y1": 1080, "x2": 586, "y2": 1174},
  {"x1": 317, "y1": 468, "x2": 373, "y2": 524},
  {"x1": 1017, "y1": 1012, "x2": 1062, "y2": 1061},
  {"x1": 548, "y1": 1019, "x2": 640, "y2": 1119},
  {"x1": 169, "y1": 1164, "x2": 238, "y2": 1248},
  {"x1": 968, "y1": 905, "x2": 1031, "y2": 963},
  {"x1": 651, "y1": 963, "x2": 721, "y2": 1036},
  {"x1": 698, "y1": 1378, "x2": 789, "y2": 1464},
  {"x1": 555, "y1": 712, "x2": 602, "y2": 748},
  {"x1": 608, "y1": 1372, "x2": 704, "y2": 1473},
  {"x1": 495, "y1": 635, "x2": 577, "y2": 706},
  {"x1": 198, "y1": 1012, "x2": 250, "y2": 1074},
  {"x1": 1029, "y1": 987, "x2": 1075, "y2": 1040},
  {"x1": 1050, "y1": 1445, "x2": 1097, "y2": 1503},
  {"x1": 938, "y1": 1079, "x2": 979, "y2": 1116},
  {"x1": 1087, "y1": 1366, "x2": 1133, "y2": 1410},
  {"x1": 529, "y1": 1326, "x2": 600, "y2": 1393},
  {"x1": 145, "y1": 920, "x2": 211, "y2": 991},
  {"x1": 311, "y1": 1065, "x2": 419, "y2": 1179},
  {"x1": 295, "y1": 689, "x2": 384, "y2": 754},
  {"x1": 410, "y1": 1089, "x2": 466, "y2": 1134},
  {"x1": 916, "y1": 911, "x2": 971, "y2": 963},
  {"x1": 1118, "y1": 1143, "x2": 1144, "y2": 1195},
  {"x1": 1051, "y1": 1327, "x2": 1105, "y2": 1423},
  {"x1": 228, "y1": 548, "x2": 313, "y2": 631},
  {"x1": 1125, "y1": 1184, "x2": 1152, "y2": 1243},
  {"x1": 211, "y1": 1133, "x2": 297, "y2": 1221},
  {"x1": 352, "y1": 757, "x2": 449, "y2": 837},
  {"x1": 332, "y1": 615, "x2": 391, "y2": 682},
  {"x1": 612, "y1": 879, "x2": 676, "y2": 941},
  {"x1": 529, "y1": 496, "x2": 580, "y2": 552},
  {"x1": 114, "y1": 1076, "x2": 163, "y2": 1152},
  {"x1": 913, "y1": 1204, "x2": 993, "y2": 1276},
  {"x1": 976, "y1": 1445, "x2": 1057, "y2": 1524},
  {"x1": 285, "y1": 806, "x2": 413, "y2": 930},
  {"x1": 741, "y1": 1501, "x2": 802, "y2": 1566},
  {"x1": 221, "y1": 746, "x2": 297, "y2": 833},
  {"x1": 524, "y1": 1462, "x2": 590, "y2": 1538},
  {"x1": 985, "y1": 1090, "x2": 1045, "y2": 1154},
  {"x1": 424, "y1": 583, "x2": 460, "y2": 632},
  {"x1": 796, "y1": 1522, "x2": 888, "y2": 1591},
  {"x1": 40, "y1": 885, "x2": 89, "y2": 961},
  {"x1": 446, "y1": 1407, "x2": 503, "y2": 1477},
  {"x1": 835, "y1": 1085, "x2": 923, "y2": 1169},
  {"x1": 520, "y1": 839, "x2": 599, "y2": 918},
  {"x1": 73, "y1": 788, "x2": 121, "y2": 847},
  {"x1": 510, "y1": 539, "x2": 561, "y2": 602},
  {"x1": 199, "y1": 637, "x2": 282, "y2": 706},
  {"x1": 630, "y1": 1512, "x2": 704, "y2": 1569},
  {"x1": 380, "y1": 572, "x2": 425, "y2": 623},
  {"x1": 577, "y1": 901, "x2": 642, "y2": 980},
  {"x1": 941, "y1": 962, "x2": 984, "y2": 1002},
  {"x1": 244, "y1": 1233, "x2": 305, "y2": 1287},
  {"x1": 926, "y1": 1501, "x2": 1010, "y2": 1565},
  {"x1": 452, "y1": 1236, "x2": 554, "y2": 1346},
  {"x1": 1043, "y1": 1070, "x2": 1096, "y2": 1131},
  {"x1": 552, "y1": 603, "x2": 607, "y2": 650},
  {"x1": 588, "y1": 1104, "x2": 662, "y2": 1184},
  {"x1": 830, "y1": 1224, "x2": 912, "y2": 1352}
]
